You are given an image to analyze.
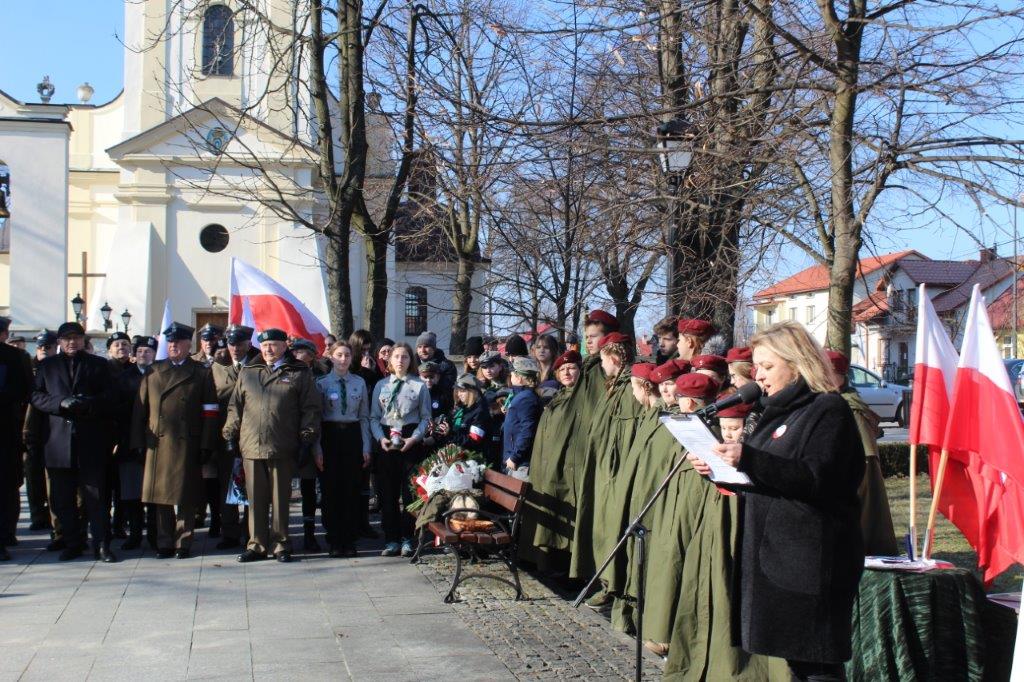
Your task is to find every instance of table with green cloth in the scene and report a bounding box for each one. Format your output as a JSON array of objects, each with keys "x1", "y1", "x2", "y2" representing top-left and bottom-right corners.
[{"x1": 847, "y1": 567, "x2": 1018, "y2": 681}]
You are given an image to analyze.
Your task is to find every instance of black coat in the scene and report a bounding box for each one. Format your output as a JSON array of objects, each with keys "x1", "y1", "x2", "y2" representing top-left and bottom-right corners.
[
  {"x1": 736, "y1": 378, "x2": 865, "y2": 664},
  {"x1": 30, "y1": 352, "x2": 116, "y2": 470},
  {"x1": 113, "y1": 364, "x2": 150, "y2": 458},
  {"x1": 448, "y1": 400, "x2": 494, "y2": 460},
  {"x1": 0, "y1": 344, "x2": 32, "y2": 480}
]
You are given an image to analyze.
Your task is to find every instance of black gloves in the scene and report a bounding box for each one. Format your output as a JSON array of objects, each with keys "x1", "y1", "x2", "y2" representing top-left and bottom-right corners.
[
  {"x1": 59, "y1": 396, "x2": 88, "y2": 415},
  {"x1": 297, "y1": 442, "x2": 313, "y2": 469}
]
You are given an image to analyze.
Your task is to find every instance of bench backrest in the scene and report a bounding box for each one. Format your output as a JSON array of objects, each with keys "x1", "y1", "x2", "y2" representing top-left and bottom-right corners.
[{"x1": 482, "y1": 468, "x2": 529, "y2": 515}]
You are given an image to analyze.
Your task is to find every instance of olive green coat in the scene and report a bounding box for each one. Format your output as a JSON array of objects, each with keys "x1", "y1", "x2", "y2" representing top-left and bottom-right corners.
[
  {"x1": 569, "y1": 365, "x2": 633, "y2": 579},
  {"x1": 130, "y1": 359, "x2": 218, "y2": 507},
  {"x1": 222, "y1": 357, "x2": 321, "y2": 461},
  {"x1": 843, "y1": 389, "x2": 899, "y2": 555}
]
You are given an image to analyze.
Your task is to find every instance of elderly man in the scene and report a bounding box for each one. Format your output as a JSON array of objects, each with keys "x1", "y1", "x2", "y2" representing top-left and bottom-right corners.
[
  {"x1": 30, "y1": 322, "x2": 116, "y2": 562},
  {"x1": 131, "y1": 323, "x2": 219, "y2": 559},
  {"x1": 223, "y1": 328, "x2": 320, "y2": 563},
  {"x1": 114, "y1": 336, "x2": 157, "y2": 550},
  {"x1": 21, "y1": 330, "x2": 57, "y2": 532}
]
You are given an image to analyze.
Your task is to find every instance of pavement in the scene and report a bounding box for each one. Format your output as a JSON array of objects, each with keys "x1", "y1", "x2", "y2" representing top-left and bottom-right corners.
[
  {"x1": 879, "y1": 425, "x2": 909, "y2": 443},
  {"x1": 0, "y1": 491, "x2": 654, "y2": 681}
]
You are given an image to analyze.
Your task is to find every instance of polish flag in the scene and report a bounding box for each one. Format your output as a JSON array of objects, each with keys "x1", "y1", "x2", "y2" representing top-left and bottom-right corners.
[
  {"x1": 939, "y1": 284, "x2": 1024, "y2": 583},
  {"x1": 229, "y1": 258, "x2": 330, "y2": 353},
  {"x1": 909, "y1": 284, "x2": 958, "y2": 449}
]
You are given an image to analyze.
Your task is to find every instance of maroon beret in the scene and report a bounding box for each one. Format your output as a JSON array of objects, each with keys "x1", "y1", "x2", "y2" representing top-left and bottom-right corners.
[
  {"x1": 826, "y1": 350, "x2": 850, "y2": 376},
  {"x1": 675, "y1": 373, "x2": 720, "y2": 401},
  {"x1": 630, "y1": 363, "x2": 656, "y2": 382},
  {"x1": 726, "y1": 347, "x2": 752, "y2": 363},
  {"x1": 691, "y1": 354, "x2": 728, "y2": 376},
  {"x1": 718, "y1": 402, "x2": 754, "y2": 419},
  {"x1": 553, "y1": 350, "x2": 582, "y2": 372},
  {"x1": 676, "y1": 318, "x2": 715, "y2": 337},
  {"x1": 650, "y1": 360, "x2": 687, "y2": 385},
  {"x1": 586, "y1": 309, "x2": 620, "y2": 331},
  {"x1": 598, "y1": 331, "x2": 630, "y2": 349}
]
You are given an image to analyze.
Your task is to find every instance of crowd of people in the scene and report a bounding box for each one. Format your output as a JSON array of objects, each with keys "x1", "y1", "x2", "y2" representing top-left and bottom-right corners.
[{"x1": 0, "y1": 307, "x2": 899, "y2": 681}]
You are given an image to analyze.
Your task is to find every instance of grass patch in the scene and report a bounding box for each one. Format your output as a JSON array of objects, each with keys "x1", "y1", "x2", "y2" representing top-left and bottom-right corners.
[{"x1": 885, "y1": 474, "x2": 1024, "y2": 593}]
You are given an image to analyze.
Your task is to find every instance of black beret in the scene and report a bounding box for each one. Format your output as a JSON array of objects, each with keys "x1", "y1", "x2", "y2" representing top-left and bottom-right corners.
[
  {"x1": 225, "y1": 324, "x2": 254, "y2": 344},
  {"x1": 106, "y1": 331, "x2": 131, "y2": 348},
  {"x1": 381, "y1": 337, "x2": 395, "y2": 347},
  {"x1": 464, "y1": 336, "x2": 485, "y2": 357},
  {"x1": 214, "y1": 338, "x2": 228, "y2": 350},
  {"x1": 257, "y1": 328, "x2": 288, "y2": 343},
  {"x1": 504, "y1": 334, "x2": 528, "y2": 357},
  {"x1": 133, "y1": 336, "x2": 158, "y2": 352},
  {"x1": 162, "y1": 322, "x2": 195, "y2": 342},
  {"x1": 56, "y1": 322, "x2": 86, "y2": 338}
]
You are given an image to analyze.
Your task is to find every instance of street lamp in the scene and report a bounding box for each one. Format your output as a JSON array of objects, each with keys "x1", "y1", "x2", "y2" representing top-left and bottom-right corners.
[
  {"x1": 121, "y1": 308, "x2": 132, "y2": 333},
  {"x1": 656, "y1": 117, "x2": 695, "y2": 183},
  {"x1": 71, "y1": 293, "x2": 85, "y2": 322},
  {"x1": 100, "y1": 301, "x2": 113, "y2": 331}
]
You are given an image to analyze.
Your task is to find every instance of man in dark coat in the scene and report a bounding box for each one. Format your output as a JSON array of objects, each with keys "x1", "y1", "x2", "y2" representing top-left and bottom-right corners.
[
  {"x1": 414, "y1": 331, "x2": 457, "y2": 395},
  {"x1": 22, "y1": 330, "x2": 57, "y2": 532},
  {"x1": 114, "y1": 336, "x2": 157, "y2": 550},
  {"x1": 0, "y1": 317, "x2": 33, "y2": 558},
  {"x1": 30, "y1": 322, "x2": 117, "y2": 562},
  {"x1": 131, "y1": 323, "x2": 219, "y2": 559},
  {"x1": 105, "y1": 331, "x2": 134, "y2": 539}
]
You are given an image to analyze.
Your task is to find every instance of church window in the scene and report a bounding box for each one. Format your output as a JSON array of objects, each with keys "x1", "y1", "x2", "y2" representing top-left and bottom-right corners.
[
  {"x1": 202, "y1": 5, "x2": 234, "y2": 76},
  {"x1": 200, "y1": 224, "x2": 230, "y2": 253},
  {"x1": 405, "y1": 286, "x2": 428, "y2": 336}
]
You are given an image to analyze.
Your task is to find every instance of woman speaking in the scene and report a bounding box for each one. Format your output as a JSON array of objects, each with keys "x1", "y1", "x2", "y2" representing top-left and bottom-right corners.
[{"x1": 689, "y1": 321, "x2": 864, "y2": 681}]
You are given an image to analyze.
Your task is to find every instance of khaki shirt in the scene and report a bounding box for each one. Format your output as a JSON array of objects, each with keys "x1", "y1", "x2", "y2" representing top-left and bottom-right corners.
[
  {"x1": 369, "y1": 374, "x2": 432, "y2": 442},
  {"x1": 316, "y1": 371, "x2": 371, "y2": 453}
]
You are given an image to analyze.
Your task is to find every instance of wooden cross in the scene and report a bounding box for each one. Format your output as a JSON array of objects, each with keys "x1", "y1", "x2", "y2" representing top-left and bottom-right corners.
[{"x1": 66, "y1": 251, "x2": 105, "y2": 319}]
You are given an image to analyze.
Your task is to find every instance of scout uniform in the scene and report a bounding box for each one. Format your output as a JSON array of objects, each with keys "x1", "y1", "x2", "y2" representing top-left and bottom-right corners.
[
  {"x1": 131, "y1": 323, "x2": 219, "y2": 558},
  {"x1": 223, "y1": 329, "x2": 321, "y2": 561},
  {"x1": 291, "y1": 337, "x2": 326, "y2": 551}
]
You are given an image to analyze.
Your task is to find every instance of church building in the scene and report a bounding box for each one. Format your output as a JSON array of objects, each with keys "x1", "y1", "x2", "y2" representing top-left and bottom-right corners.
[{"x1": 0, "y1": 1, "x2": 484, "y2": 351}]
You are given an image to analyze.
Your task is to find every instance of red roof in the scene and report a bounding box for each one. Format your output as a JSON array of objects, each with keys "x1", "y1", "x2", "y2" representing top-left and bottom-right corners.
[
  {"x1": 852, "y1": 293, "x2": 890, "y2": 324},
  {"x1": 753, "y1": 250, "x2": 922, "y2": 300}
]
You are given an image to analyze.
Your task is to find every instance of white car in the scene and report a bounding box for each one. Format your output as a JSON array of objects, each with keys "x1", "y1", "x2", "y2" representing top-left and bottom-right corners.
[{"x1": 847, "y1": 364, "x2": 908, "y2": 425}]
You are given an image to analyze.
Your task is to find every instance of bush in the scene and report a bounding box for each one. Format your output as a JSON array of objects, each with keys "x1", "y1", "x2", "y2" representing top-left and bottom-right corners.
[{"x1": 878, "y1": 441, "x2": 928, "y2": 478}]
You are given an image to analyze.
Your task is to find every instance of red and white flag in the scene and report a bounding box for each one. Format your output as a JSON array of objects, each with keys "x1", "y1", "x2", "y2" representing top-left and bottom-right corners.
[
  {"x1": 229, "y1": 258, "x2": 330, "y2": 353},
  {"x1": 939, "y1": 284, "x2": 1024, "y2": 583},
  {"x1": 909, "y1": 284, "x2": 958, "y2": 449}
]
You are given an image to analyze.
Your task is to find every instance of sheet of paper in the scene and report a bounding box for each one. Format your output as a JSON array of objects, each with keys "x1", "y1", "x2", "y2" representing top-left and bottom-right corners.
[{"x1": 659, "y1": 414, "x2": 752, "y2": 486}]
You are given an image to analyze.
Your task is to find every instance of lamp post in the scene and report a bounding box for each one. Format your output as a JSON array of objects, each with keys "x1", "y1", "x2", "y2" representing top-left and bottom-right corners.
[
  {"x1": 71, "y1": 293, "x2": 85, "y2": 323},
  {"x1": 100, "y1": 301, "x2": 113, "y2": 332},
  {"x1": 656, "y1": 117, "x2": 695, "y2": 314},
  {"x1": 121, "y1": 308, "x2": 132, "y2": 334}
]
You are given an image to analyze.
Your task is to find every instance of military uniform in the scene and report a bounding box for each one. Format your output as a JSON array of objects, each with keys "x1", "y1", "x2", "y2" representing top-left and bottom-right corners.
[
  {"x1": 190, "y1": 323, "x2": 222, "y2": 368},
  {"x1": 131, "y1": 324, "x2": 219, "y2": 556},
  {"x1": 223, "y1": 331, "x2": 320, "y2": 560},
  {"x1": 210, "y1": 329, "x2": 262, "y2": 547}
]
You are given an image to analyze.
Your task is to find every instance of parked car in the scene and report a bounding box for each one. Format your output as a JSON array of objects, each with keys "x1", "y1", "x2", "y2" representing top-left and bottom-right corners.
[
  {"x1": 1002, "y1": 359, "x2": 1024, "y2": 406},
  {"x1": 847, "y1": 364, "x2": 909, "y2": 426}
]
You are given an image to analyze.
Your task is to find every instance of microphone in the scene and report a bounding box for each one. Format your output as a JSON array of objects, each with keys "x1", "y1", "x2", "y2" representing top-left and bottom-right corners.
[{"x1": 695, "y1": 381, "x2": 762, "y2": 418}]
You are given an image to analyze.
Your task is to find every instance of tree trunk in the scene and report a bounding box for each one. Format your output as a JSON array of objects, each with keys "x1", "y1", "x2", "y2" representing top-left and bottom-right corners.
[
  {"x1": 322, "y1": 213, "x2": 354, "y2": 337},
  {"x1": 363, "y1": 229, "x2": 389, "y2": 340},
  {"x1": 449, "y1": 256, "x2": 475, "y2": 354}
]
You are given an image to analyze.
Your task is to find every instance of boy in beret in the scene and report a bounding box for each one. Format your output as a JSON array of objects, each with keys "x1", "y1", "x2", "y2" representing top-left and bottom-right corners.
[{"x1": 583, "y1": 310, "x2": 619, "y2": 356}]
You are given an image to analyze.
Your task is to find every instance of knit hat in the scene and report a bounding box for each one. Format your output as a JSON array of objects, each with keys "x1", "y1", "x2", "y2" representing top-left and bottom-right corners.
[
  {"x1": 465, "y1": 335, "x2": 485, "y2": 357},
  {"x1": 552, "y1": 350, "x2": 582, "y2": 372},
  {"x1": 725, "y1": 347, "x2": 752, "y2": 363},
  {"x1": 416, "y1": 331, "x2": 437, "y2": 349},
  {"x1": 504, "y1": 334, "x2": 528, "y2": 357},
  {"x1": 676, "y1": 318, "x2": 715, "y2": 338},
  {"x1": 675, "y1": 373, "x2": 720, "y2": 401}
]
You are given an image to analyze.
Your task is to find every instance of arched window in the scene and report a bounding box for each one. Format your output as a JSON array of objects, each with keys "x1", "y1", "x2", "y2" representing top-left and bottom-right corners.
[
  {"x1": 405, "y1": 286, "x2": 428, "y2": 336},
  {"x1": 202, "y1": 5, "x2": 234, "y2": 76}
]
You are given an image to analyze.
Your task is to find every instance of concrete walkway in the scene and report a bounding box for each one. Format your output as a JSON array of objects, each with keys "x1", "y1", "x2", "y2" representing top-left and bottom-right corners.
[{"x1": 0, "y1": 494, "x2": 514, "y2": 681}]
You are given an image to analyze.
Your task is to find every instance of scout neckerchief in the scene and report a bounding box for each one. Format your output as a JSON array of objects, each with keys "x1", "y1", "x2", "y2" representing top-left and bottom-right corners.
[
  {"x1": 338, "y1": 373, "x2": 348, "y2": 414},
  {"x1": 386, "y1": 375, "x2": 405, "y2": 420}
]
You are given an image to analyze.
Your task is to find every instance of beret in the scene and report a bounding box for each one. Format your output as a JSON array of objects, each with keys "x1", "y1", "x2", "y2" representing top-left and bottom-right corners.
[
  {"x1": 198, "y1": 323, "x2": 222, "y2": 340},
  {"x1": 691, "y1": 354, "x2": 728, "y2": 376},
  {"x1": 677, "y1": 318, "x2": 715, "y2": 337},
  {"x1": 56, "y1": 322, "x2": 86, "y2": 338},
  {"x1": 675, "y1": 372, "x2": 720, "y2": 401},
  {"x1": 163, "y1": 322, "x2": 195, "y2": 342},
  {"x1": 511, "y1": 356, "x2": 540, "y2": 375},
  {"x1": 585, "y1": 309, "x2": 620, "y2": 331},
  {"x1": 650, "y1": 359, "x2": 688, "y2": 385},
  {"x1": 718, "y1": 402, "x2": 754, "y2": 419},
  {"x1": 225, "y1": 325, "x2": 254, "y2": 344},
  {"x1": 726, "y1": 347, "x2": 752, "y2": 363},
  {"x1": 291, "y1": 338, "x2": 317, "y2": 353},
  {"x1": 133, "y1": 336, "x2": 159, "y2": 352},
  {"x1": 106, "y1": 331, "x2": 131, "y2": 348},
  {"x1": 257, "y1": 328, "x2": 288, "y2": 343},
  {"x1": 630, "y1": 362, "x2": 656, "y2": 382},
  {"x1": 598, "y1": 331, "x2": 631, "y2": 349},
  {"x1": 552, "y1": 350, "x2": 582, "y2": 372},
  {"x1": 826, "y1": 350, "x2": 850, "y2": 376},
  {"x1": 214, "y1": 338, "x2": 228, "y2": 351}
]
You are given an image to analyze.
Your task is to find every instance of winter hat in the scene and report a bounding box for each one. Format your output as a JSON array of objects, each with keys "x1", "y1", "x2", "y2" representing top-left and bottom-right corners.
[
  {"x1": 416, "y1": 331, "x2": 437, "y2": 349},
  {"x1": 504, "y1": 334, "x2": 528, "y2": 357}
]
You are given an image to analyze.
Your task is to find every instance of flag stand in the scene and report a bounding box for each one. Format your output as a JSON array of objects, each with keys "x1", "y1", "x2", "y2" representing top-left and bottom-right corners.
[
  {"x1": 922, "y1": 448, "x2": 950, "y2": 559},
  {"x1": 908, "y1": 443, "x2": 918, "y2": 560}
]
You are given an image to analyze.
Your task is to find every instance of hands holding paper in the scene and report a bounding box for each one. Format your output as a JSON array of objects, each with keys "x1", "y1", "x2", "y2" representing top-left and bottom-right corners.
[{"x1": 688, "y1": 443, "x2": 742, "y2": 477}]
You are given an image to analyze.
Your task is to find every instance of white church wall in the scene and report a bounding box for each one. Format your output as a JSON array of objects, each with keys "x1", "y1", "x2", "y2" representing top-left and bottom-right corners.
[{"x1": 391, "y1": 261, "x2": 485, "y2": 353}]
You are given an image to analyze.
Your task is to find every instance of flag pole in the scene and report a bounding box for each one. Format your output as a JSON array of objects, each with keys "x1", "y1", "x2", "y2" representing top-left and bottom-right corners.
[
  {"x1": 922, "y1": 448, "x2": 950, "y2": 559},
  {"x1": 908, "y1": 442, "x2": 918, "y2": 558}
]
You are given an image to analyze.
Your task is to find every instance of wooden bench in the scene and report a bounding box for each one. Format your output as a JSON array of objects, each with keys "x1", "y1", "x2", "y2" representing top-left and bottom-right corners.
[{"x1": 411, "y1": 469, "x2": 531, "y2": 603}]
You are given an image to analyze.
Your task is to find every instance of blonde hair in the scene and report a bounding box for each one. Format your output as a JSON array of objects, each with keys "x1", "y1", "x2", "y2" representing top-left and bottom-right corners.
[
  {"x1": 749, "y1": 321, "x2": 838, "y2": 394},
  {"x1": 729, "y1": 361, "x2": 753, "y2": 381}
]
